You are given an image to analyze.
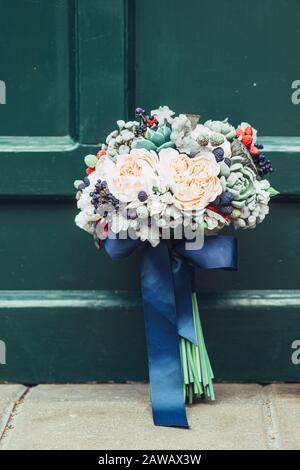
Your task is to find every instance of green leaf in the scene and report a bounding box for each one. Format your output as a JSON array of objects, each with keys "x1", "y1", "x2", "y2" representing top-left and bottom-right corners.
[
  {"x1": 160, "y1": 124, "x2": 171, "y2": 140},
  {"x1": 266, "y1": 186, "x2": 280, "y2": 197},
  {"x1": 132, "y1": 138, "x2": 157, "y2": 151},
  {"x1": 157, "y1": 141, "x2": 175, "y2": 152},
  {"x1": 146, "y1": 128, "x2": 165, "y2": 147}
]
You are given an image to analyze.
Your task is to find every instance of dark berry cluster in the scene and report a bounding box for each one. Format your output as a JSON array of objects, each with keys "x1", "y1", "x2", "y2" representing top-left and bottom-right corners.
[
  {"x1": 90, "y1": 180, "x2": 119, "y2": 215},
  {"x1": 211, "y1": 191, "x2": 234, "y2": 216},
  {"x1": 212, "y1": 147, "x2": 231, "y2": 167},
  {"x1": 134, "y1": 107, "x2": 158, "y2": 137},
  {"x1": 251, "y1": 144, "x2": 273, "y2": 177}
]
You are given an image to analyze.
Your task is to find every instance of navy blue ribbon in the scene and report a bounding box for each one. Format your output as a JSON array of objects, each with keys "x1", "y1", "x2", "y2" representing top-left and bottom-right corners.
[{"x1": 105, "y1": 235, "x2": 237, "y2": 428}]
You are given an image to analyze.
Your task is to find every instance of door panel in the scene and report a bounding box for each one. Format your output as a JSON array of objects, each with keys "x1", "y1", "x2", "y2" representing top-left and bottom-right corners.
[
  {"x1": 0, "y1": 0, "x2": 299, "y2": 383},
  {"x1": 135, "y1": 0, "x2": 300, "y2": 136},
  {"x1": 0, "y1": 0, "x2": 72, "y2": 136}
]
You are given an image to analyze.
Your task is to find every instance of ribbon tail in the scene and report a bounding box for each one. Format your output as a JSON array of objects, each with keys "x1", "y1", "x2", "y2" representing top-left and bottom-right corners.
[
  {"x1": 141, "y1": 242, "x2": 188, "y2": 428},
  {"x1": 172, "y1": 254, "x2": 197, "y2": 345}
]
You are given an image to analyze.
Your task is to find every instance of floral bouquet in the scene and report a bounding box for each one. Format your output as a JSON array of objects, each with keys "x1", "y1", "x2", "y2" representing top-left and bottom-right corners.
[{"x1": 74, "y1": 106, "x2": 279, "y2": 428}]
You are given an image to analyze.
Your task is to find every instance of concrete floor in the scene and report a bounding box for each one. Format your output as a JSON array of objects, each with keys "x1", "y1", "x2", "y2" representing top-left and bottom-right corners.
[{"x1": 0, "y1": 383, "x2": 299, "y2": 450}]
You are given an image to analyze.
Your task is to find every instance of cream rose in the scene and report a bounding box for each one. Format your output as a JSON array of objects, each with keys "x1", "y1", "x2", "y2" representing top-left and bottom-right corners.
[
  {"x1": 101, "y1": 149, "x2": 159, "y2": 202},
  {"x1": 158, "y1": 148, "x2": 222, "y2": 214}
]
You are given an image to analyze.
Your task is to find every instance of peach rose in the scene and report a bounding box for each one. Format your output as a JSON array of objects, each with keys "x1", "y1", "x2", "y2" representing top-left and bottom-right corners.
[
  {"x1": 158, "y1": 148, "x2": 222, "y2": 214},
  {"x1": 101, "y1": 149, "x2": 159, "y2": 202}
]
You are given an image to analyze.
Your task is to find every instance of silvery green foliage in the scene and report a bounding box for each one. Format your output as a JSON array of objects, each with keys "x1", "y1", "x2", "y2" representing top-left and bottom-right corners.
[
  {"x1": 151, "y1": 105, "x2": 175, "y2": 125},
  {"x1": 170, "y1": 114, "x2": 200, "y2": 155},
  {"x1": 192, "y1": 124, "x2": 232, "y2": 158},
  {"x1": 104, "y1": 120, "x2": 139, "y2": 158},
  {"x1": 204, "y1": 119, "x2": 236, "y2": 141},
  {"x1": 232, "y1": 180, "x2": 271, "y2": 230}
]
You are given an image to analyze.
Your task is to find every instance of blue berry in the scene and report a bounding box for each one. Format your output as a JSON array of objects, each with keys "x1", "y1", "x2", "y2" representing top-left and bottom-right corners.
[
  {"x1": 220, "y1": 205, "x2": 232, "y2": 215},
  {"x1": 135, "y1": 107, "x2": 146, "y2": 118},
  {"x1": 83, "y1": 176, "x2": 90, "y2": 187},
  {"x1": 212, "y1": 196, "x2": 221, "y2": 207},
  {"x1": 212, "y1": 147, "x2": 224, "y2": 162},
  {"x1": 138, "y1": 191, "x2": 148, "y2": 202},
  {"x1": 128, "y1": 209, "x2": 137, "y2": 220},
  {"x1": 79, "y1": 183, "x2": 85, "y2": 191},
  {"x1": 135, "y1": 127, "x2": 145, "y2": 137},
  {"x1": 224, "y1": 158, "x2": 231, "y2": 167},
  {"x1": 221, "y1": 191, "x2": 234, "y2": 205}
]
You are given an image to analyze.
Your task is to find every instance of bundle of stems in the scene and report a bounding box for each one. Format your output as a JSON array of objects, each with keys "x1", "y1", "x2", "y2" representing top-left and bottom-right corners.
[{"x1": 180, "y1": 293, "x2": 215, "y2": 404}]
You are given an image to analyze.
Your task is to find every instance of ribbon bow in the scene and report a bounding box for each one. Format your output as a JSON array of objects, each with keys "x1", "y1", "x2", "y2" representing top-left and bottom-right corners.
[{"x1": 105, "y1": 235, "x2": 237, "y2": 428}]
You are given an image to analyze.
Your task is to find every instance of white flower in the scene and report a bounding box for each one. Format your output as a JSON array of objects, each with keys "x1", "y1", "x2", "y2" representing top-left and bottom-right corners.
[
  {"x1": 75, "y1": 212, "x2": 94, "y2": 234},
  {"x1": 103, "y1": 149, "x2": 160, "y2": 203},
  {"x1": 170, "y1": 114, "x2": 200, "y2": 155},
  {"x1": 77, "y1": 191, "x2": 91, "y2": 211},
  {"x1": 136, "y1": 205, "x2": 149, "y2": 219},
  {"x1": 118, "y1": 144, "x2": 130, "y2": 154},
  {"x1": 165, "y1": 205, "x2": 182, "y2": 220},
  {"x1": 156, "y1": 218, "x2": 168, "y2": 228},
  {"x1": 129, "y1": 219, "x2": 139, "y2": 229},
  {"x1": 158, "y1": 148, "x2": 222, "y2": 215},
  {"x1": 147, "y1": 194, "x2": 166, "y2": 216},
  {"x1": 117, "y1": 120, "x2": 125, "y2": 129},
  {"x1": 138, "y1": 221, "x2": 160, "y2": 247},
  {"x1": 151, "y1": 105, "x2": 175, "y2": 125},
  {"x1": 161, "y1": 191, "x2": 173, "y2": 204},
  {"x1": 111, "y1": 213, "x2": 130, "y2": 234},
  {"x1": 121, "y1": 130, "x2": 135, "y2": 142}
]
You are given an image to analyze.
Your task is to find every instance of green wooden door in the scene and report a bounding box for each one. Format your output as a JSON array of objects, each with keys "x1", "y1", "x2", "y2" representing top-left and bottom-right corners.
[{"x1": 0, "y1": 0, "x2": 299, "y2": 383}]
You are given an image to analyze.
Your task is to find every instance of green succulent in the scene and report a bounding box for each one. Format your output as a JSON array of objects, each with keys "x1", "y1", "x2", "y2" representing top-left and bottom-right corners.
[
  {"x1": 218, "y1": 157, "x2": 257, "y2": 208},
  {"x1": 204, "y1": 118, "x2": 236, "y2": 141},
  {"x1": 132, "y1": 124, "x2": 175, "y2": 152},
  {"x1": 231, "y1": 139, "x2": 258, "y2": 175}
]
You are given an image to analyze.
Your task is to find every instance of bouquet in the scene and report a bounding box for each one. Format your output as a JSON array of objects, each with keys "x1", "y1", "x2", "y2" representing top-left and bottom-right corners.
[{"x1": 74, "y1": 106, "x2": 279, "y2": 428}]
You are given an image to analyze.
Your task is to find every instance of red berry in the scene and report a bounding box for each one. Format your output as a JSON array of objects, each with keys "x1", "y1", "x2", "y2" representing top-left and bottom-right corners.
[
  {"x1": 242, "y1": 135, "x2": 253, "y2": 147},
  {"x1": 236, "y1": 128, "x2": 243, "y2": 137},
  {"x1": 244, "y1": 126, "x2": 253, "y2": 136},
  {"x1": 103, "y1": 225, "x2": 108, "y2": 237},
  {"x1": 86, "y1": 167, "x2": 95, "y2": 175},
  {"x1": 147, "y1": 117, "x2": 158, "y2": 127},
  {"x1": 207, "y1": 205, "x2": 229, "y2": 222},
  {"x1": 96, "y1": 150, "x2": 106, "y2": 158},
  {"x1": 249, "y1": 145, "x2": 260, "y2": 156}
]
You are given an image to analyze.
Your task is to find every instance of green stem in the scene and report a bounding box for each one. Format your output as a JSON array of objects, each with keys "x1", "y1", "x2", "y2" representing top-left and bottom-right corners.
[{"x1": 180, "y1": 293, "x2": 216, "y2": 403}]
